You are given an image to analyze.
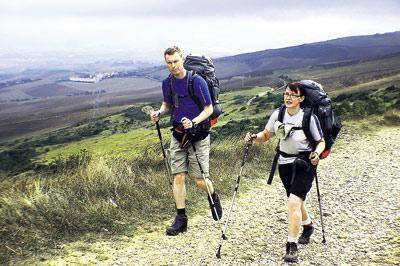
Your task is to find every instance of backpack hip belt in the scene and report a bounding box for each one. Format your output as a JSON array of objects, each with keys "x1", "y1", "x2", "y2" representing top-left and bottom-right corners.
[{"x1": 278, "y1": 150, "x2": 311, "y2": 160}]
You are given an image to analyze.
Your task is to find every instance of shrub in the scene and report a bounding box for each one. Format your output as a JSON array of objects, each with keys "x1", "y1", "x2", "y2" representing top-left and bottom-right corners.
[{"x1": 383, "y1": 111, "x2": 400, "y2": 125}]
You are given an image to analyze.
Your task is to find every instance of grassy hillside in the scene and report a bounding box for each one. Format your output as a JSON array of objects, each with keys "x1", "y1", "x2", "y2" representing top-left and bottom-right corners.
[
  {"x1": 23, "y1": 86, "x2": 277, "y2": 166},
  {"x1": 218, "y1": 53, "x2": 400, "y2": 93},
  {"x1": 0, "y1": 133, "x2": 275, "y2": 264},
  {"x1": 1, "y1": 78, "x2": 399, "y2": 263},
  {"x1": 1, "y1": 83, "x2": 399, "y2": 176},
  {"x1": 213, "y1": 31, "x2": 400, "y2": 79},
  {"x1": 2, "y1": 50, "x2": 400, "y2": 144}
]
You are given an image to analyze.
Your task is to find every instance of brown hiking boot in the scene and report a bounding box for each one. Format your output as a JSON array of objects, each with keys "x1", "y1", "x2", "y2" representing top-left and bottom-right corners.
[{"x1": 283, "y1": 242, "x2": 298, "y2": 262}]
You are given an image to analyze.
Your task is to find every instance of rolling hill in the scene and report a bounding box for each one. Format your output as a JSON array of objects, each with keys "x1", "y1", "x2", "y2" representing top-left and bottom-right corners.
[{"x1": 213, "y1": 31, "x2": 400, "y2": 79}]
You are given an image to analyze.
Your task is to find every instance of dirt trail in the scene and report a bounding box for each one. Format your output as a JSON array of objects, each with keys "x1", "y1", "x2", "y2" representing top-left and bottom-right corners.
[{"x1": 37, "y1": 126, "x2": 400, "y2": 265}]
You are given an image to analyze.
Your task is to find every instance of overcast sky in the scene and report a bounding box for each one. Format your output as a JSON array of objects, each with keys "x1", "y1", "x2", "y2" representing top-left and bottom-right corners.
[{"x1": 1, "y1": 0, "x2": 399, "y2": 64}]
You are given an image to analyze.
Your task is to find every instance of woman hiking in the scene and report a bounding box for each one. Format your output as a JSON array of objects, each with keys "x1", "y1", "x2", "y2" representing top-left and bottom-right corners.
[{"x1": 244, "y1": 82, "x2": 325, "y2": 262}]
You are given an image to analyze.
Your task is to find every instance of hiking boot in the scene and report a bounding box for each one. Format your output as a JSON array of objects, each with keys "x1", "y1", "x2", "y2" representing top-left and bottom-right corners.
[
  {"x1": 283, "y1": 242, "x2": 298, "y2": 263},
  {"x1": 166, "y1": 214, "x2": 187, "y2": 236},
  {"x1": 208, "y1": 193, "x2": 223, "y2": 221},
  {"x1": 299, "y1": 224, "x2": 314, "y2": 244}
]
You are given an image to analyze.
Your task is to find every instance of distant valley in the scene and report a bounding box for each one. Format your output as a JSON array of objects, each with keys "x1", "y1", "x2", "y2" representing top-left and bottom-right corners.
[{"x1": 0, "y1": 31, "x2": 400, "y2": 142}]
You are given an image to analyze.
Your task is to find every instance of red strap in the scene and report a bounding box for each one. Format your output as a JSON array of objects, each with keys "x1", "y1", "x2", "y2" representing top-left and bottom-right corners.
[
  {"x1": 210, "y1": 117, "x2": 218, "y2": 126},
  {"x1": 320, "y1": 149, "x2": 331, "y2": 159}
]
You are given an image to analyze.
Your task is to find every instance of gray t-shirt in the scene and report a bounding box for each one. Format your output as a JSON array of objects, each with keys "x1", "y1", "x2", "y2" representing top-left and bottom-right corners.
[{"x1": 265, "y1": 108, "x2": 324, "y2": 164}]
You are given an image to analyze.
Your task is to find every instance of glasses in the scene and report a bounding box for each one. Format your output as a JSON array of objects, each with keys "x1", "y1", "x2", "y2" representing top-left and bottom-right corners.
[{"x1": 283, "y1": 92, "x2": 301, "y2": 98}]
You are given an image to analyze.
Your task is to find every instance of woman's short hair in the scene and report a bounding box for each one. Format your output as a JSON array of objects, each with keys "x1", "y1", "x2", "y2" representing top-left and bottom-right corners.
[{"x1": 286, "y1": 82, "x2": 305, "y2": 96}]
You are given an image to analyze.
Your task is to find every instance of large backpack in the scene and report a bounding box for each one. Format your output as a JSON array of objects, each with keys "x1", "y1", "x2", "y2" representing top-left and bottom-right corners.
[
  {"x1": 296, "y1": 80, "x2": 341, "y2": 158},
  {"x1": 168, "y1": 54, "x2": 222, "y2": 126},
  {"x1": 267, "y1": 80, "x2": 341, "y2": 184}
]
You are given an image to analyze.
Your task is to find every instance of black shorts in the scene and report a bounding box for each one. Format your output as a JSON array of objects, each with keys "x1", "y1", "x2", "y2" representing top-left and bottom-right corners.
[{"x1": 278, "y1": 162, "x2": 316, "y2": 200}]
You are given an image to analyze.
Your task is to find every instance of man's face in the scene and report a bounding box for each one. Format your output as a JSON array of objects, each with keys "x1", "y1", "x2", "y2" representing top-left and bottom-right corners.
[{"x1": 165, "y1": 52, "x2": 185, "y2": 77}]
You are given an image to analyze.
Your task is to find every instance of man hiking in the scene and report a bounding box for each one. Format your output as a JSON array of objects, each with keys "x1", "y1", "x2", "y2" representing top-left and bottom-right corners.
[
  {"x1": 150, "y1": 46, "x2": 223, "y2": 236},
  {"x1": 244, "y1": 82, "x2": 325, "y2": 262}
]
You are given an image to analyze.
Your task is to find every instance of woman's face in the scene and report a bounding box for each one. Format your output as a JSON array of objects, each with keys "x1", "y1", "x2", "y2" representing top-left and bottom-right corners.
[{"x1": 283, "y1": 88, "x2": 304, "y2": 108}]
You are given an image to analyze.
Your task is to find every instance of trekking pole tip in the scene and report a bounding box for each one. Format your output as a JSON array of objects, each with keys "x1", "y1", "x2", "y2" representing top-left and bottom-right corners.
[
  {"x1": 222, "y1": 234, "x2": 228, "y2": 240},
  {"x1": 216, "y1": 246, "x2": 222, "y2": 258},
  {"x1": 322, "y1": 238, "x2": 327, "y2": 244}
]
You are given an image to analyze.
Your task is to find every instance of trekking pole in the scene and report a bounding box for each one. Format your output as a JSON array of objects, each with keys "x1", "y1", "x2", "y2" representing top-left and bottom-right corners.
[
  {"x1": 216, "y1": 142, "x2": 252, "y2": 259},
  {"x1": 190, "y1": 142, "x2": 225, "y2": 234},
  {"x1": 155, "y1": 121, "x2": 173, "y2": 186},
  {"x1": 314, "y1": 173, "x2": 327, "y2": 243},
  {"x1": 267, "y1": 148, "x2": 279, "y2": 185}
]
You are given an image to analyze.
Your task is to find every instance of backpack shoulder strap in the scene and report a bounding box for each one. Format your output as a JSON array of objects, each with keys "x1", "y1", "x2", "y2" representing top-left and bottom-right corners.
[
  {"x1": 302, "y1": 107, "x2": 316, "y2": 148},
  {"x1": 278, "y1": 104, "x2": 286, "y2": 122},
  {"x1": 167, "y1": 74, "x2": 175, "y2": 124},
  {"x1": 168, "y1": 74, "x2": 174, "y2": 102},
  {"x1": 269, "y1": 105, "x2": 285, "y2": 185},
  {"x1": 187, "y1": 71, "x2": 203, "y2": 112},
  {"x1": 187, "y1": 70, "x2": 195, "y2": 96}
]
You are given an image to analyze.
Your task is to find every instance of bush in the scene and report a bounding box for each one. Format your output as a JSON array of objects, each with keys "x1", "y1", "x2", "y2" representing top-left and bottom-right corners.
[
  {"x1": 0, "y1": 148, "x2": 37, "y2": 173},
  {"x1": 233, "y1": 95, "x2": 249, "y2": 105},
  {"x1": 383, "y1": 111, "x2": 400, "y2": 125}
]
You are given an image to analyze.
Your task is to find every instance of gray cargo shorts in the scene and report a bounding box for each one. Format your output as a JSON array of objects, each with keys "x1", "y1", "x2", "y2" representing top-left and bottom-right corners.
[{"x1": 169, "y1": 134, "x2": 210, "y2": 178}]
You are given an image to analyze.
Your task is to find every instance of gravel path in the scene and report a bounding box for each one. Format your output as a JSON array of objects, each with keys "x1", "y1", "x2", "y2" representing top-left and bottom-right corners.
[{"x1": 44, "y1": 126, "x2": 400, "y2": 265}]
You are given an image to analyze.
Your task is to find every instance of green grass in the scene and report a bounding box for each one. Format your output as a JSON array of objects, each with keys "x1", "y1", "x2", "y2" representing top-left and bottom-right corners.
[
  {"x1": 38, "y1": 127, "x2": 166, "y2": 164},
  {"x1": 0, "y1": 137, "x2": 275, "y2": 264},
  {"x1": 37, "y1": 87, "x2": 272, "y2": 164}
]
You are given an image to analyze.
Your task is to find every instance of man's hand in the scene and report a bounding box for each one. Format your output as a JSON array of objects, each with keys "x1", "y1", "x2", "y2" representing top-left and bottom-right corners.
[
  {"x1": 245, "y1": 132, "x2": 257, "y2": 143},
  {"x1": 150, "y1": 110, "x2": 161, "y2": 122},
  {"x1": 309, "y1": 152, "x2": 320, "y2": 166},
  {"x1": 181, "y1": 117, "x2": 194, "y2": 129}
]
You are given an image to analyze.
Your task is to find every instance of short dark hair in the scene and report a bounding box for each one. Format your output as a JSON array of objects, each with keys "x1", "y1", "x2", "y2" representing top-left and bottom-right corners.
[
  {"x1": 164, "y1": 46, "x2": 183, "y2": 57},
  {"x1": 286, "y1": 82, "x2": 305, "y2": 96}
]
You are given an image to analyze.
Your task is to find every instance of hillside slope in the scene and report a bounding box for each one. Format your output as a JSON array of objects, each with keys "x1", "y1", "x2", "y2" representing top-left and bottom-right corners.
[
  {"x1": 214, "y1": 31, "x2": 400, "y2": 79},
  {"x1": 23, "y1": 124, "x2": 400, "y2": 265}
]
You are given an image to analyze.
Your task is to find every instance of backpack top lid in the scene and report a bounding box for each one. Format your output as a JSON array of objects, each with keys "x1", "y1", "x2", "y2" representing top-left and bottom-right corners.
[
  {"x1": 299, "y1": 80, "x2": 330, "y2": 108},
  {"x1": 184, "y1": 54, "x2": 215, "y2": 75},
  {"x1": 299, "y1": 80, "x2": 341, "y2": 158}
]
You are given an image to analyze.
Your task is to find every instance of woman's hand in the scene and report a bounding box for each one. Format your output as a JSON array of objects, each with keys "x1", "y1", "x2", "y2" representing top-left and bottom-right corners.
[
  {"x1": 245, "y1": 132, "x2": 257, "y2": 143},
  {"x1": 309, "y1": 152, "x2": 320, "y2": 166}
]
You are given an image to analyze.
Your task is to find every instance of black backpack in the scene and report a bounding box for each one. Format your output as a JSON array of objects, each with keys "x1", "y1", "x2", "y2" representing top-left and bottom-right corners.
[
  {"x1": 295, "y1": 80, "x2": 342, "y2": 158},
  {"x1": 168, "y1": 54, "x2": 222, "y2": 126},
  {"x1": 267, "y1": 80, "x2": 341, "y2": 184}
]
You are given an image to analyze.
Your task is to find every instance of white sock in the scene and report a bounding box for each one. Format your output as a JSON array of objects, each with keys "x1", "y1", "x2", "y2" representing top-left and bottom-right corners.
[
  {"x1": 302, "y1": 218, "x2": 312, "y2": 226},
  {"x1": 287, "y1": 236, "x2": 298, "y2": 243}
]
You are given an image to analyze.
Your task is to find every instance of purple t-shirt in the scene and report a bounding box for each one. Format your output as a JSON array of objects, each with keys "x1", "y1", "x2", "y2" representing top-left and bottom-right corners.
[{"x1": 162, "y1": 71, "x2": 212, "y2": 124}]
